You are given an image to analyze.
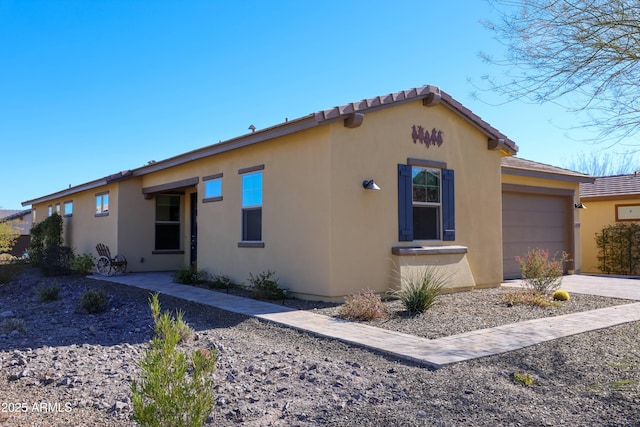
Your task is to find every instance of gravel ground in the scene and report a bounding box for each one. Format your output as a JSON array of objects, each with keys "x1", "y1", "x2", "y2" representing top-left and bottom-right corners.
[{"x1": 1, "y1": 269, "x2": 639, "y2": 426}]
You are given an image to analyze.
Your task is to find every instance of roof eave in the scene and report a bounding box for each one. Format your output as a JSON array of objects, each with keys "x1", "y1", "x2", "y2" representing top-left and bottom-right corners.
[{"x1": 502, "y1": 167, "x2": 596, "y2": 183}]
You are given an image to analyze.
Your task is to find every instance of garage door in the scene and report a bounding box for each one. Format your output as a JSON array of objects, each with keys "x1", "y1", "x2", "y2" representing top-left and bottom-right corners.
[{"x1": 502, "y1": 192, "x2": 570, "y2": 279}]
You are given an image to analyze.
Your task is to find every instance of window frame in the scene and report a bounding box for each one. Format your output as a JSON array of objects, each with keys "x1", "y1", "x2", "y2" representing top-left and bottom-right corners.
[
  {"x1": 95, "y1": 192, "x2": 109, "y2": 217},
  {"x1": 411, "y1": 166, "x2": 442, "y2": 241},
  {"x1": 64, "y1": 201, "x2": 73, "y2": 217},
  {"x1": 238, "y1": 165, "x2": 264, "y2": 247},
  {"x1": 153, "y1": 194, "x2": 182, "y2": 252},
  {"x1": 202, "y1": 173, "x2": 223, "y2": 203}
]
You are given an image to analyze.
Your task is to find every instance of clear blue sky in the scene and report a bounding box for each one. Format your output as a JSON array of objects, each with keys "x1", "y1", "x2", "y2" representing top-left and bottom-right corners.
[{"x1": 0, "y1": 0, "x2": 620, "y2": 209}]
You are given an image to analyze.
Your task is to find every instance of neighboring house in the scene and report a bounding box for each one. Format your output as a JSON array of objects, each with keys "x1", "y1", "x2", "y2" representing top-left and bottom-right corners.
[
  {"x1": 579, "y1": 173, "x2": 640, "y2": 274},
  {"x1": 21, "y1": 84, "x2": 583, "y2": 299},
  {"x1": 0, "y1": 209, "x2": 32, "y2": 257},
  {"x1": 500, "y1": 158, "x2": 594, "y2": 279}
]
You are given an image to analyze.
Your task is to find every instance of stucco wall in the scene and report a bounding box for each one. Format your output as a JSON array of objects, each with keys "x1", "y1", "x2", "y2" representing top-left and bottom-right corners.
[{"x1": 324, "y1": 101, "x2": 504, "y2": 297}]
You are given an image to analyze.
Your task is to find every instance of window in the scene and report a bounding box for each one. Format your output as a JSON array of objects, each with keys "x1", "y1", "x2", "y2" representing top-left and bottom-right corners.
[
  {"x1": 241, "y1": 171, "x2": 262, "y2": 241},
  {"x1": 55, "y1": 203, "x2": 61, "y2": 214},
  {"x1": 64, "y1": 201, "x2": 73, "y2": 217},
  {"x1": 155, "y1": 195, "x2": 181, "y2": 250},
  {"x1": 48, "y1": 205, "x2": 52, "y2": 217},
  {"x1": 32, "y1": 209, "x2": 36, "y2": 222},
  {"x1": 412, "y1": 167, "x2": 441, "y2": 240},
  {"x1": 203, "y1": 173, "x2": 223, "y2": 202},
  {"x1": 398, "y1": 163, "x2": 454, "y2": 241},
  {"x1": 95, "y1": 192, "x2": 109, "y2": 216}
]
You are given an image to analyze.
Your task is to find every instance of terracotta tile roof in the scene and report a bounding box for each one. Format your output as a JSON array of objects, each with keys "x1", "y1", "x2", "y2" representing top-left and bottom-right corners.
[
  {"x1": 501, "y1": 157, "x2": 594, "y2": 183},
  {"x1": 24, "y1": 84, "x2": 518, "y2": 206},
  {"x1": 580, "y1": 174, "x2": 640, "y2": 199}
]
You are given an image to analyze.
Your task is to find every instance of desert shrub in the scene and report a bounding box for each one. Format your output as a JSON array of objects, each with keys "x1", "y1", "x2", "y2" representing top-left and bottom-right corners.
[
  {"x1": 79, "y1": 289, "x2": 108, "y2": 313},
  {"x1": 173, "y1": 266, "x2": 209, "y2": 285},
  {"x1": 247, "y1": 270, "x2": 286, "y2": 300},
  {"x1": 132, "y1": 293, "x2": 216, "y2": 427},
  {"x1": 0, "y1": 259, "x2": 24, "y2": 285},
  {"x1": 0, "y1": 318, "x2": 26, "y2": 334},
  {"x1": 339, "y1": 289, "x2": 388, "y2": 320},
  {"x1": 37, "y1": 283, "x2": 60, "y2": 303},
  {"x1": 513, "y1": 372, "x2": 534, "y2": 386},
  {"x1": 390, "y1": 267, "x2": 448, "y2": 314},
  {"x1": 516, "y1": 248, "x2": 569, "y2": 295},
  {"x1": 0, "y1": 221, "x2": 19, "y2": 254},
  {"x1": 70, "y1": 253, "x2": 95, "y2": 276},
  {"x1": 596, "y1": 222, "x2": 640, "y2": 275},
  {"x1": 503, "y1": 290, "x2": 560, "y2": 308},
  {"x1": 40, "y1": 245, "x2": 73, "y2": 276},
  {"x1": 552, "y1": 289, "x2": 570, "y2": 301},
  {"x1": 208, "y1": 274, "x2": 232, "y2": 290}
]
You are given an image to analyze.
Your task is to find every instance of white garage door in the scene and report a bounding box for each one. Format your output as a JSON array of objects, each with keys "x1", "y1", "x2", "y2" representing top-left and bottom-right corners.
[{"x1": 502, "y1": 192, "x2": 571, "y2": 279}]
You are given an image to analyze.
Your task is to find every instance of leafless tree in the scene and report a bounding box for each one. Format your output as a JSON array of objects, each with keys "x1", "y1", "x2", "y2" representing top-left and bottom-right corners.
[
  {"x1": 480, "y1": 0, "x2": 640, "y2": 142},
  {"x1": 564, "y1": 150, "x2": 638, "y2": 176}
]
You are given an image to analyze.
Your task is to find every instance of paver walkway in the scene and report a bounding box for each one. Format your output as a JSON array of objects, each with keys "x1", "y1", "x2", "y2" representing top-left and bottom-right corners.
[{"x1": 91, "y1": 273, "x2": 640, "y2": 369}]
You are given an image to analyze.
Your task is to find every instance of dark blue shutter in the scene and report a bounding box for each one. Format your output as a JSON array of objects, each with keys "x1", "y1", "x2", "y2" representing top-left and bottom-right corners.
[
  {"x1": 398, "y1": 164, "x2": 413, "y2": 241},
  {"x1": 442, "y1": 168, "x2": 455, "y2": 241}
]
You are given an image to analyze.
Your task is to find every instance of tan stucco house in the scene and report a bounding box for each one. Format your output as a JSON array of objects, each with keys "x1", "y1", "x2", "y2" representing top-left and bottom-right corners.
[
  {"x1": 22, "y1": 84, "x2": 589, "y2": 300},
  {"x1": 0, "y1": 209, "x2": 32, "y2": 257},
  {"x1": 579, "y1": 173, "x2": 640, "y2": 274}
]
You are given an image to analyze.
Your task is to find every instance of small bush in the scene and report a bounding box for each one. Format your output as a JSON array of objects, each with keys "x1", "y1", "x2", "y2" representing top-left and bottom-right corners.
[
  {"x1": 173, "y1": 266, "x2": 209, "y2": 285},
  {"x1": 513, "y1": 372, "x2": 534, "y2": 386},
  {"x1": 132, "y1": 293, "x2": 216, "y2": 427},
  {"x1": 516, "y1": 248, "x2": 569, "y2": 295},
  {"x1": 37, "y1": 283, "x2": 60, "y2": 303},
  {"x1": 390, "y1": 267, "x2": 448, "y2": 314},
  {"x1": 248, "y1": 270, "x2": 286, "y2": 300},
  {"x1": 0, "y1": 318, "x2": 26, "y2": 334},
  {"x1": 0, "y1": 259, "x2": 24, "y2": 285},
  {"x1": 339, "y1": 289, "x2": 388, "y2": 320},
  {"x1": 208, "y1": 274, "x2": 232, "y2": 290},
  {"x1": 504, "y1": 290, "x2": 560, "y2": 308},
  {"x1": 552, "y1": 289, "x2": 570, "y2": 301},
  {"x1": 70, "y1": 253, "x2": 95, "y2": 276},
  {"x1": 79, "y1": 288, "x2": 108, "y2": 313}
]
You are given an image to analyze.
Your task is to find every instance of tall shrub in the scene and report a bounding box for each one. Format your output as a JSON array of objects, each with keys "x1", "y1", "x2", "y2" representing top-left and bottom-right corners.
[
  {"x1": 516, "y1": 248, "x2": 568, "y2": 295},
  {"x1": 28, "y1": 213, "x2": 72, "y2": 275},
  {"x1": 0, "y1": 221, "x2": 19, "y2": 254},
  {"x1": 596, "y1": 222, "x2": 640, "y2": 275}
]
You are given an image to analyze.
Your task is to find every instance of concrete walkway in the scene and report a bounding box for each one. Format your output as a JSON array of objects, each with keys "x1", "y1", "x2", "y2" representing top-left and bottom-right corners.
[{"x1": 90, "y1": 273, "x2": 640, "y2": 369}]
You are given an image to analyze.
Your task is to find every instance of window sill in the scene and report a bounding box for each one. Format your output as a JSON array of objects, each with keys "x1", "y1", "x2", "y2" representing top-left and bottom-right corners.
[
  {"x1": 152, "y1": 250, "x2": 185, "y2": 255},
  {"x1": 238, "y1": 241, "x2": 265, "y2": 248},
  {"x1": 94, "y1": 213, "x2": 109, "y2": 217},
  {"x1": 202, "y1": 196, "x2": 223, "y2": 203},
  {"x1": 391, "y1": 245, "x2": 468, "y2": 256}
]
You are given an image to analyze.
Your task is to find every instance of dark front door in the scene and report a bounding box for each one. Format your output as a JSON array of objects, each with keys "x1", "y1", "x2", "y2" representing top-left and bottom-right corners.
[{"x1": 190, "y1": 192, "x2": 197, "y2": 265}]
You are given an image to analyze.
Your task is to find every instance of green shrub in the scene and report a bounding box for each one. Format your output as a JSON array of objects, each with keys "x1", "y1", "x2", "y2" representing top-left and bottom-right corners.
[
  {"x1": 552, "y1": 289, "x2": 570, "y2": 301},
  {"x1": 596, "y1": 222, "x2": 640, "y2": 275},
  {"x1": 28, "y1": 213, "x2": 64, "y2": 267},
  {"x1": 0, "y1": 318, "x2": 26, "y2": 334},
  {"x1": 41, "y1": 245, "x2": 73, "y2": 277},
  {"x1": 516, "y1": 248, "x2": 569, "y2": 295},
  {"x1": 390, "y1": 267, "x2": 448, "y2": 314},
  {"x1": 173, "y1": 266, "x2": 209, "y2": 285},
  {"x1": 132, "y1": 293, "x2": 216, "y2": 427},
  {"x1": 79, "y1": 289, "x2": 108, "y2": 313},
  {"x1": 37, "y1": 283, "x2": 60, "y2": 303},
  {"x1": 503, "y1": 290, "x2": 560, "y2": 308},
  {"x1": 70, "y1": 253, "x2": 95, "y2": 276},
  {"x1": 208, "y1": 274, "x2": 232, "y2": 290},
  {"x1": 248, "y1": 270, "x2": 286, "y2": 300},
  {"x1": 513, "y1": 372, "x2": 534, "y2": 386},
  {"x1": 339, "y1": 289, "x2": 388, "y2": 321}
]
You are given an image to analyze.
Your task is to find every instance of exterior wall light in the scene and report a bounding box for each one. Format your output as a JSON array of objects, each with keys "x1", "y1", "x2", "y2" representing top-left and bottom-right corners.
[
  {"x1": 362, "y1": 180, "x2": 381, "y2": 190},
  {"x1": 574, "y1": 202, "x2": 586, "y2": 209}
]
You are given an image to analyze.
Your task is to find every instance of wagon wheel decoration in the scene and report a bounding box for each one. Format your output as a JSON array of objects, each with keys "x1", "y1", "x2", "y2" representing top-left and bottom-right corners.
[{"x1": 96, "y1": 256, "x2": 113, "y2": 276}]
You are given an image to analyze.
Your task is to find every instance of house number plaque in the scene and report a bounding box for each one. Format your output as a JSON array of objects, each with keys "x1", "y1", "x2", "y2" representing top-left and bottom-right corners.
[{"x1": 411, "y1": 125, "x2": 443, "y2": 148}]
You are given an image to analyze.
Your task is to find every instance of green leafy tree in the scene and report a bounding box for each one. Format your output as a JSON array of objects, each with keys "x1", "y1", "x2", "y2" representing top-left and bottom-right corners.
[
  {"x1": 0, "y1": 221, "x2": 19, "y2": 254},
  {"x1": 481, "y1": 0, "x2": 640, "y2": 142}
]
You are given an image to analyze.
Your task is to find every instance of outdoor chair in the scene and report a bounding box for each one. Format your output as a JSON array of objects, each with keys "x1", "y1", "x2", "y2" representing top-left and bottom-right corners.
[{"x1": 95, "y1": 243, "x2": 127, "y2": 276}]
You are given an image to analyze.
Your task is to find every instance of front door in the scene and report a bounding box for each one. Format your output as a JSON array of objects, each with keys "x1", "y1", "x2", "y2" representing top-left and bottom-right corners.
[{"x1": 190, "y1": 192, "x2": 197, "y2": 265}]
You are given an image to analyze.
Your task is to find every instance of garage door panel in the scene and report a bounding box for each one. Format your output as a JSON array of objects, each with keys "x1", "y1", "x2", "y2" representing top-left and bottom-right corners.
[{"x1": 502, "y1": 192, "x2": 570, "y2": 280}]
